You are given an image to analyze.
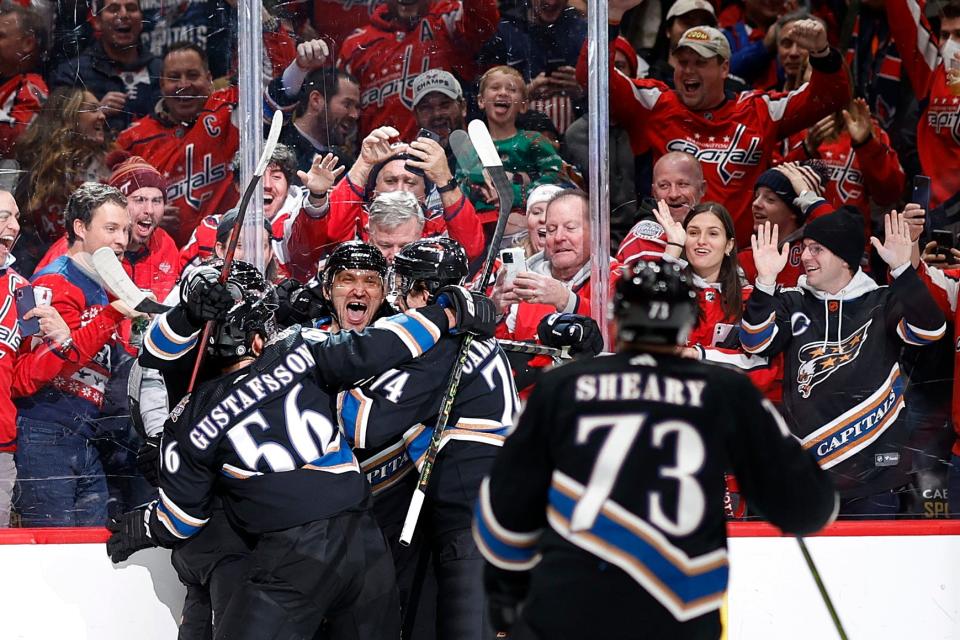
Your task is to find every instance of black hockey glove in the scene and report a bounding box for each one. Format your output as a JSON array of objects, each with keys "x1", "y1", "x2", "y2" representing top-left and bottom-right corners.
[
  {"x1": 277, "y1": 278, "x2": 329, "y2": 326},
  {"x1": 180, "y1": 266, "x2": 235, "y2": 326},
  {"x1": 436, "y1": 285, "x2": 497, "y2": 340},
  {"x1": 484, "y1": 564, "x2": 530, "y2": 634},
  {"x1": 537, "y1": 313, "x2": 604, "y2": 357},
  {"x1": 136, "y1": 434, "x2": 162, "y2": 487},
  {"x1": 106, "y1": 506, "x2": 157, "y2": 563}
]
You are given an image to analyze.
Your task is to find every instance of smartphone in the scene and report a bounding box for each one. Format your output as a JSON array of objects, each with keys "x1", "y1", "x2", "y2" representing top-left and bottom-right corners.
[
  {"x1": 500, "y1": 247, "x2": 526, "y2": 287},
  {"x1": 405, "y1": 128, "x2": 443, "y2": 178},
  {"x1": 15, "y1": 285, "x2": 39, "y2": 337},
  {"x1": 912, "y1": 175, "x2": 932, "y2": 236},
  {"x1": 544, "y1": 58, "x2": 567, "y2": 75},
  {"x1": 933, "y1": 228, "x2": 955, "y2": 255}
]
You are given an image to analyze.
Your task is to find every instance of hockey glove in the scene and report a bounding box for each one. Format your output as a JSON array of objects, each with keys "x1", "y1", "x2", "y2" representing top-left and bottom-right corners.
[
  {"x1": 277, "y1": 279, "x2": 330, "y2": 326},
  {"x1": 106, "y1": 506, "x2": 157, "y2": 563},
  {"x1": 136, "y1": 434, "x2": 162, "y2": 487},
  {"x1": 484, "y1": 564, "x2": 530, "y2": 634},
  {"x1": 537, "y1": 313, "x2": 604, "y2": 357},
  {"x1": 436, "y1": 285, "x2": 497, "y2": 340},
  {"x1": 180, "y1": 266, "x2": 235, "y2": 326}
]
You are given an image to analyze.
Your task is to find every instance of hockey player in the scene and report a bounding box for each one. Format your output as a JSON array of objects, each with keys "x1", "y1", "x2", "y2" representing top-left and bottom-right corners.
[
  {"x1": 741, "y1": 211, "x2": 947, "y2": 513},
  {"x1": 338, "y1": 237, "x2": 519, "y2": 639},
  {"x1": 474, "y1": 261, "x2": 838, "y2": 639},
  {"x1": 107, "y1": 259, "x2": 496, "y2": 640}
]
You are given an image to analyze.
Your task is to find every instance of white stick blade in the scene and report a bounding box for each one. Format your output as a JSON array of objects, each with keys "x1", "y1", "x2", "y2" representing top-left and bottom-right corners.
[
  {"x1": 467, "y1": 120, "x2": 502, "y2": 168},
  {"x1": 254, "y1": 110, "x2": 285, "y2": 176},
  {"x1": 91, "y1": 246, "x2": 148, "y2": 308}
]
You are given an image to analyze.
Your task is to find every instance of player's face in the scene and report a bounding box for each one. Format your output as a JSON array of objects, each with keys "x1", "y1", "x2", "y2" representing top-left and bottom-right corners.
[
  {"x1": 0, "y1": 13, "x2": 32, "y2": 75},
  {"x1": 0, "y1": 191, "x2": 20, "y2": 266},
  {"x1": 478, "y1": 71, "x2": 526, "y2": 128},
  {"x1": 262, "y1": 166, "x2": 289, "y2": 220},
  {"x1": 97, "y1": 0, "x2": 144, "y2": 50},
  {"x1": 684, "y1": 212, "x2": 733, "y2": 280},
  {"x1": 161, "y1": 49, "x2": 213, "y2": 124},
  {"x1": 77, "y1": 201, "x2": 129, "y2": 257},
  {"x1": 127, "y1": 186, "x2": 164, "y2": 245},
  {"x1": 673, "y1": 49, "x2": 728, "y2": 111},
  {"x1": 325, "y1": 78, "x2": 360, "y2": 145},
  {"x1": 652, "y1": 158, "x2": 704, "y2": 222},
  {"x1": 777, "y1": 21, "x2": 809, "y2": 79},
  {"x1": 374, "y1": 159, "x2": 427, "y2": 201},
  {"x1": 752, "y1": 186, "x2": 798, "y2": 234},
  {"x1": 545, "y1": 198, "x2": 590, "y2": 278},
  {"x1": 368, "y1": 218, "x2": 422, "y2": 263},
  {"x1": 329, "y1": 268, "x2": 384, "y2": 331},
  {"x1": 526, "y1": 200, "x2": 549, "y2": 253},
  {"x1": 532, "y1": 0, "x2": 565, "y2": 25},
  {"x1": 801, "y1": 239, "x2": 851, "y2": 293},
  {"x1": 414, "y1": 93, "x2": 466, "y2": 147},
  {"x1": 76, "y1": 91, "x2": 107, "y2": 143}
]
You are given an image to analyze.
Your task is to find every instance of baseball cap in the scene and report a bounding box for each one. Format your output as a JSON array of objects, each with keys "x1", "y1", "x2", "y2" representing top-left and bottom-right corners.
[
  {"x1": 666, "y1": 0, "x2": 717, "y2": 22},
  {"x1": 674, "y1": 26, "x2": 731, "y2": 61},
  {"x1": 412, "y1": 69, "x2": 463, "y2": 107}
]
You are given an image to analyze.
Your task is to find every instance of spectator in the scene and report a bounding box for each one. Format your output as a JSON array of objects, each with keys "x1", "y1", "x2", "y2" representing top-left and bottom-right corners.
[
  {"x1": 616, "y1": 151, "x2": 706, "y2": 265},
  {"x1": 13, "y1": 182, "x2": 142, "y2": 527},
  {"x1": 116, "y1": 42, "x2": 238, "y2": 247},
  {"x1": 516, "y1": 183, "x2": 565, "y2": 257},
  {"x1": 479, "y1": 0, "x2": 586, "y2": 134},
  {"x1": 34, "y1": 151, "x2": 180, "y2": 304},
  {"x1": 739, "y1": 162, "x2": 830, "y2": 287},
  {"x1": 720, "y1": 0, "x2": 790, "y2": 88},
  {"x1": 338, "y1": 0, "x2": 498, "y2": 139},
  {"x1": 411, "y1": 69, "x2": 467, "y2": 160},
  {"x1": 269, "y1": 40, "x2": 360, "y2": 174},
  {"x1": 741, "y1": 210, "x2": 946, "y2": 514},
  {"x1": 587, "y1": 8, "x2": 850, "y2": 248},
  {"x1": 772, "y1": 11, "x2": 817, "y2": 92},
  {"x1": 643, "y1": 0, "x2": 721, "y2": 85},
  {"x1": 13, "y1": 87, "x2": 111, "y2": 276},
  {"x1": 495, "y1": 189, "x2": 619, "y2": 341},
  {"x1": 885, "y1": 0, "x2": 960, "y2": 208},
  {"x1": 365, "y1": 191, "x2": 425, "y2": 263},
  {"x1": 563, "y1": 36, "x2": 639, "y2": 244},
  {"x1": 326, "y1": 125, "x2": 485, "y2": 263},
  {"x1": 0, "y1": 2, "x2": 48, "y2": 160},
  {"x1": 50, "y1": 0, "x2": 162, "y2": 133},
  {"x1": 461, "y1": 66, "x2": 562, "y2": 235}
]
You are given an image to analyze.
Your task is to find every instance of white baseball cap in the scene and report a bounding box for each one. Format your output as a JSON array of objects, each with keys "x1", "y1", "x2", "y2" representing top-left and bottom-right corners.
[
  {"x1": 675, "y1": 26, "x2": 731, "y2": 61},
  {"x1": 666, "y1": 0, "x2": 717, "y2": 23},
  {"x1": 412, "y1": 69, "x2": 463, "y2": 106}
]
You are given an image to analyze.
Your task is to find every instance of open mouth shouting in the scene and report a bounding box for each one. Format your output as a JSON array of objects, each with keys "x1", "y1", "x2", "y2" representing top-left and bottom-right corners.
[{"x1": 344, "y1": 299, "x2": 369, "y2": 326}]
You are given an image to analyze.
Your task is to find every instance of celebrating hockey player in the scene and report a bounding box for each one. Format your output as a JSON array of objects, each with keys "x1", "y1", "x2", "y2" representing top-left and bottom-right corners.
[
  {"x1": 106, "y1": 258, "x2": 497, "y2": 640},
  {"x1": 474, "y1": 261, "x2": 838, "y2": 639}
]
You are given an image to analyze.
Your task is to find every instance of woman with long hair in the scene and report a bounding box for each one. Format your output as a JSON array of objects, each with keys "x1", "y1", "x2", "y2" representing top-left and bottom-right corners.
[{"x1": 13, "y1": 86, "x2": 111, "y2": 274}]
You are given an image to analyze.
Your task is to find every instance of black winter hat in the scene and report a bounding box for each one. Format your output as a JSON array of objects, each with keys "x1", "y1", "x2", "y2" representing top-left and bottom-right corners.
[
  {"x1": 755, "y1": 168, "x2": 802, "y2": 221},
  {"x1": 802, "y1": 206, "x2": 865, "y2": 270}
]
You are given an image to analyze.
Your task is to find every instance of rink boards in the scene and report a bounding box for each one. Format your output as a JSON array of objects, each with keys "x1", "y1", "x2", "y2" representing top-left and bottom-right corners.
[{"x1": 1, "y1": 521, "x2": 958, "y2": 639}]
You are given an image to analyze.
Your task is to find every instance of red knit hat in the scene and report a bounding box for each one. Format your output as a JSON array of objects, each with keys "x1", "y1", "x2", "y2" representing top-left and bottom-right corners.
[
  {"x1": 106, "y1": 150, "x2": 167, "y2": 197},
  {"x1": 612, "y1": 36, "x2": 639, "y2": 79}
]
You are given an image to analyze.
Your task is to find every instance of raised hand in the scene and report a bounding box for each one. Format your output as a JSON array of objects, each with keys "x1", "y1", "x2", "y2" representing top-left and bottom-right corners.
[
  {"x1": 870, "y1": 211, "x2": 913, "y2": 269},
  {"x1": 751, "y1": 221, "x2": 789, "y2": 285},
  {"x1": 652, "y1": 199, "x2": 685, "y2": 255},
  {"x1": 776, "y1": 161, "x2": 824, "y2": 197},
  {"x1": 841, "y1": 98, "x2": 874, "y2": 145},
  {"x1": 295, "y1": 39, "x2": 329, "y2": 70},
  {"x1": 786, "y1": 18, "x2": 829, "y2": 54},
  {"x1": 899, "y1": 202, "x2": 926, "y2": 243},
  {"x1": 406, "y1": 136, "x2": 453, "y2": 184},
  {"x1": 804, "y1": 113, "x2": 840, "y2": 153},
  {"x1": 297, "y1": 153, "x2": 344, "y2": 197},
  {"x1": 359, "y1": 126, "x2": 403, "y2": 167}
]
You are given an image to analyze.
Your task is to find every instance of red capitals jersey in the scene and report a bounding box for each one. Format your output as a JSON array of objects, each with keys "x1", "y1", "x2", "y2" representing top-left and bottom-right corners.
[
  {"x1": 585, "y1": 46, "x2": 850, "y2": 248},
  {"x1": 0, "y1": 267, "x2": 28, "y2": 451},
  {"x1": 0, "y1": 74, "x2": 46, "y2": 158},
  {"x1": 116, "y1": 87, "x2": 239, "y2": 247},
  {"x1": 310, "y1": 0, "x2": 384, "y2": 53},
  {"x1": 739, "y1": 243, "x2": 805, "y2": 288},
  {"x1": 887, "y1": 0, "x2": 960, "y2": 208},
  {"x1": 616, "y1": 219, "x2": 667, "y2": 264},
  {"x1": 339, "y1": 0, "x2": 499, "y2": 139},
  {"x1": 917, "y1": 263, "x2": 960, "y2": 456}
]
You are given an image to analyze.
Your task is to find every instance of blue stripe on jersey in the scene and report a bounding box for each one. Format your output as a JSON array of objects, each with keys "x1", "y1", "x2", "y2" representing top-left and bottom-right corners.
[
  {"x1": 548, "y1": 484, "x2": 728, "y2": 609},
  {"x1": 379, "y1": 311, "x2": 439, "y2": 356},
  {"x1": 339, "y1": 390, "x2": 361, "y2": 443},
  {"x1": 897, "y1": 319, "x2": 945, "y2": 346},
  {"x1": 145, "y1": 316, "x2": 197, "y2": 360},
  {"x1": 304, "y1": 439, "x2": 359, "y2": 473},
  {"x1": 156, "y1": 499, "x2": 204, "y2": 539},
  {"x1": 472, "y1": 479, "x2": 541, "y2": 570},
  {"x1": 405, "y1": 425, "x2": 431, "y2": 470},
  {"x1": 739, "y1": 311, "x2": 778, "y2": 353}
]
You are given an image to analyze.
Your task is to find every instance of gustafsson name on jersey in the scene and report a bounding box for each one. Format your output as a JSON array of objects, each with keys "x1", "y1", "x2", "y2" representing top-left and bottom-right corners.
[
  {"x1": 189, "y1": 343, "x2": 318, "y2": 450},
  {"x1": 574, "y1": 372, "x2": 706, "y2": 406}
]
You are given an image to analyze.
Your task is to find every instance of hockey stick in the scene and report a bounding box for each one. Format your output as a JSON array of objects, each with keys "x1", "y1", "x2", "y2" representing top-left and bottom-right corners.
[
  {"x1": 398, "y1": 120, "x2": 514, "y2": 546},
  {"x1": 796, "y1": 537, "x2": 849, "y2": 639},
  {"x1": 91, "y1": 247, "x2": 173, "y2": 314},
  {"x1": 497, "y1": 339, "x2": 571, "y2": 360},
  {"x1": 187, "y1": 110, "x2": 284, "y2": 392}
]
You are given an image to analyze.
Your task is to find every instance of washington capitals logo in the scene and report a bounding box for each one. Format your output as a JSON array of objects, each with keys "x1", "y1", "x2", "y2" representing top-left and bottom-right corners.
[
  {"x1": 796, "y1": 320, "x2": 870, "y2": 398},
  {"x1": 665, "y1": 124, "x2": 763, "y2": 185},
  {"x1": 827, "y1": 151, "x2": 863, "y2": 202}
]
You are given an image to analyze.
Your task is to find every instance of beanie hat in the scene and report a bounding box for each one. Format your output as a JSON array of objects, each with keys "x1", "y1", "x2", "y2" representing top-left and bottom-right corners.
[
  {"x1": 216, "y1": 208, "x2": 275, "y2": 244},
  {"x1": 526, "y1": 184, "x2": 565, "y2": 214},
  {"x1": 754, "y1": 168, "x2": 802, "y2": 221},
  {"x1": 802, "y1": 206, "x2": 865, "y2": 270},
  {"x1": 106, "y1": 150, "x2": 166, "y2": 196}
]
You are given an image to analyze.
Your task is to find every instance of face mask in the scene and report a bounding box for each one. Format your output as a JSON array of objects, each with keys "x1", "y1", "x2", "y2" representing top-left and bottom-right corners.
[{"x1": 942, "y1": 38, "x2": 960, "y2": 70}]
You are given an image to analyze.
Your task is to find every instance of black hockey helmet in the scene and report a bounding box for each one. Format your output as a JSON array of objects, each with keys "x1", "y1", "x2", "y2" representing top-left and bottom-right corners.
[
  {"x1": 207, "y1": 260, "x2": 279, "y2": 360},
  {"x1": 393, "y1": 237, "x2": 468, "y2": 301},
  {"x1": 320, "y1": 241, "x2": 389, "y2": 298},
  {"x1": 612, "y1": 261, "x2": 698, "y2": 346}
]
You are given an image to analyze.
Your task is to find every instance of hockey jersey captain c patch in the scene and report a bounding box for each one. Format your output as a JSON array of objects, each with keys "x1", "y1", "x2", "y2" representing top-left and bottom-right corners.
[{"x1": 796, "y1": 320, "x2": 870, "y2": 398}]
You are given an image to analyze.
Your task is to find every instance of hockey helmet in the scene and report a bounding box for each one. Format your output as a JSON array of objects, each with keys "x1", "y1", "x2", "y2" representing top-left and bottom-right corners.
[
  {"x1": 612, "y1": 261, "x2": 698, "y2": 345},
  {"x1": 320, "y1": 241, "x2": 389, "y2": 298},
  {"x1": 207, "y1": 260, "x2": 279, "y2": 359},
  {"x1": 393, "y1": 237, "x2": 468, "y2": 301}
]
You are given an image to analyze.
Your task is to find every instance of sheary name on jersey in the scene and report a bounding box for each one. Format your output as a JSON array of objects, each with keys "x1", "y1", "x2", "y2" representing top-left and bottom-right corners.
[{"x1": 574, "y1": 365, "x2": 707, "y2": 407}]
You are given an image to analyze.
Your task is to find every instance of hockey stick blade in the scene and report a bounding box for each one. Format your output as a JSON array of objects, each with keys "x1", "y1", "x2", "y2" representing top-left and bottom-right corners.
[
  {"x1": 467, "y1": 119, "x2": 513, "y2": 289},
  {"x1": 187, "y1": 110, "x2": 284, "y2": 392},
  {"x1": 91, "y1": 247, "x2": 172, "y2": 313}
]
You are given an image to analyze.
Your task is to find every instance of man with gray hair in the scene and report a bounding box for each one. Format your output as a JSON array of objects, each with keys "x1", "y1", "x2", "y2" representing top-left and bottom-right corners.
[
  {"x1": 367, "y1": 191, "x2": 425, "y2": 263},
  {"x1": 14, "y1": 182, "x2": 144, "y2": 526}
]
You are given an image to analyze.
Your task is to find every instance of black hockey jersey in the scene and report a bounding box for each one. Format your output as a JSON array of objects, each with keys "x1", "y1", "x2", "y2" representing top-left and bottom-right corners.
[
  {"x1": 139, "y1": 306, "x2": 451, "y2": 546},
  {"x1": 473, "y1": 351, "x2": 836, "y2": 638}
]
